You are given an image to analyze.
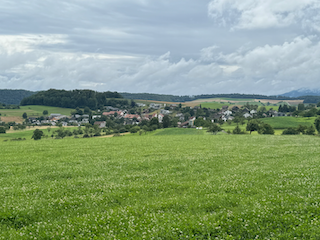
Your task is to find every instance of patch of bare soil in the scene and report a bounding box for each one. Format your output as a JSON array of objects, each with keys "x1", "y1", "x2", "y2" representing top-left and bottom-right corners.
[{"x1": 0, "y1": 116, "x2": 24, "y2": 123}]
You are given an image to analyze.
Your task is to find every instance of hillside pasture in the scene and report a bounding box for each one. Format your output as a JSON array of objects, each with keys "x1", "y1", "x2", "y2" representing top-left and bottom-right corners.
[
  {"x1": 1, "y1": 135, "x2": 320, "y2": 238},
  {"x1": 260, "y1": 116, "x2": 315, "y2": 129},
  {"x1": 0, "y1": 105, "x2": 74, "y2": 121}
]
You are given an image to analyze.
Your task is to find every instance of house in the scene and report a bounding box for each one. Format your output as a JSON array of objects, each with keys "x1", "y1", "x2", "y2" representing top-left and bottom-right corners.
[
  {"x1": 94, "y1": 121, "x2": 106, "y2": 128},
  {"x1": 223, "y1": 110, "x2": 232, "y2": 116},
  {"x1": 160, "y1": 109, "x2": 171, "y2": 115},
  {"x1": 243, "y1": 113, "x2": 252, "y2": 118},
  {"x1": 124, "y1": 114, "x2": 141, "y2": 120},
  {"x1": 103, "y1": 111, "x2": 124, "y2": 117},
  {"x1": 274, "y1": 112, "x2": 286, "y2": 117},
  {"x1": 92, "y1": 115, "x2": 101, "y2": 119},
  {"x1": 49, "y1": 113, "x2": 62, "y2": 119},
  {"x1": 149, "y1": 103, "x2": 162, "y2": 109},
  {"x1": 250, "y1": 110, "x2": 257, "y2": 114},
  {"x1": 189, "y1": 117, "x2": 196, "y2": 127},
  {"x1": 179, "y1": 121, "x2": 189, "y2": 128},
  {"x1": 136, "y1": 103, "x2": 146, "y2": 107},
  {"x1": 105, "y1": 106, "x2": 119, "y2": 111},
  {"x1": 232, "y1": 106, "x2": 240, "y2": 112},
  {"x1": 82, "y1": 118, "x2": 89, "y2": 124}
]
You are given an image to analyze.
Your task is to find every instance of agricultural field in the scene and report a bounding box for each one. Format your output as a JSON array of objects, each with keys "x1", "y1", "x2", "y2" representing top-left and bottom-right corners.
[
  {"x1": 1, "y1": 134, "x2": 320, "y2": 239},
  {"x1": 0, "y1": 105, "x2": 75, "y2": 123}
]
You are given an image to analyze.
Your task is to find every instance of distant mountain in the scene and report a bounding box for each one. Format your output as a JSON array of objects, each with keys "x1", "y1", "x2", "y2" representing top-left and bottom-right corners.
[
  {"x1": 0, "y1": 89, "x2": 36, "y2": 105},
  {"x1": 281, "y1": 88, "x2": 320, "y2": 98}
]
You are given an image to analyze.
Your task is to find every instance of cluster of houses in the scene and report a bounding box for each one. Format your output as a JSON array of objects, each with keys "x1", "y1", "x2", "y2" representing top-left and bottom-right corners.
[{"x1": 26, "y1": 102, "x2": 288, "y2": 128}]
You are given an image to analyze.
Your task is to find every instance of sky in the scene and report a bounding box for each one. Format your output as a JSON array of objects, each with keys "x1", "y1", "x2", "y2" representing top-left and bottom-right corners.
[{"x1": 1, "y1": 0, "x2": 320, "y2": 95}]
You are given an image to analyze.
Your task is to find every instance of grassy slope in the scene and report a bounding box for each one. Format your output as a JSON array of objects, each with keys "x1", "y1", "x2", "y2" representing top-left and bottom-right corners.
[
  {"x1": 0, "y1": 105, "x2": 74, "y2": 118},
  {"x1": 261, "y1": 117, "x2": 316, "y2": 129},
  {"x1": 1, "y1": 135, "x2": 320, "y2": 239}
]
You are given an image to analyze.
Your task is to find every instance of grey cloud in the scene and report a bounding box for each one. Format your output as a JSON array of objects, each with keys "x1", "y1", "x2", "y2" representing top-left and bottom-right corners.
[{"x1": 1, "y1": 0, "x2": 320, "y2": 95}]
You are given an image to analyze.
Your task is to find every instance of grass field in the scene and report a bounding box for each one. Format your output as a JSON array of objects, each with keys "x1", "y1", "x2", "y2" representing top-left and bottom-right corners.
[
  {"x1": 0, "y1": 105, "x2": 75, "y2": 123},
  {"x1": 154, "y1": 128, "x2": 207, "y2": 135},
  {"x1": 261, "y1": 117, "x2": 316, "y2": 129},
  {"x1": 1, "y1": 134, "x2": 320, "y2": 239}
]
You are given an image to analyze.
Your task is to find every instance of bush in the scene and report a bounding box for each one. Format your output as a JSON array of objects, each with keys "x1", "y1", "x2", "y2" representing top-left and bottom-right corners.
[
  {"x1": 258, "y1": 123, "x2": 274, "y2": 135},
  {"x1": 233, "y1": 125, "x2": 245, "y2": 134},
  {"x1": 282, "y1": 127, "x2": 299, "y2": 135},
  {"x1": 0, "y1": 126, "x2": 6, "y2": 134},
  {"x1": 305, "y1": 125, "x2": 315, "y2": 135}
]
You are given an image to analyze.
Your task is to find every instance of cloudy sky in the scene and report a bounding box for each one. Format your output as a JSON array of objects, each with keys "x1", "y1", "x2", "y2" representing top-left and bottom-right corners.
[{"x1": 1, "y1": 0, "x2": 320, "y2": 95}]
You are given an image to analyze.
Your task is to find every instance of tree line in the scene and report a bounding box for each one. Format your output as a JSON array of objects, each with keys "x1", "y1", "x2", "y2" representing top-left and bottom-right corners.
[
  {"x1": 0, "y1": 89, "x2": 35, "y2": 105},
  {"x1": 20, "y1": 89, "x2": 124, "y2": 109},
  {"x1": 121, "y1": 92, "x2": 306, "y2": 103}
]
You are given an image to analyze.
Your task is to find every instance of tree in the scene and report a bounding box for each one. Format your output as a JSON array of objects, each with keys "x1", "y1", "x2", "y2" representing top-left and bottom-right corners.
[
  {"x1": 246, "y1": 120, "x2": 260, "y2": 134},
  {"x1": 84, "y1": 107, "x2": 91, "y2": 114},
  {"x1": 207, "y1": 124, "x2": 222, "y2": 134},
  {"x1": 43, "y1": 110, "x2": 48, "y2": 115},
  {"x1": 0, "y1": 126, "x2": 6, "y2": 134},
  {"x1": 130, "y1": 126, "x2": 140, "y2": 133},
  {"x1": 305, "y1": 125, "x2": 315, "y2": 135},
  {"x1": 131, "y1": 100, "x2": 136, "y2": 108},
  {"x1": 22, "y1": 112, "x2": 27, "y2": 119},
  {"x1": 314, "y1": 117, "x2": 320, "y2": 133},
  {"x1": 233, "y1": 125, "x2": 244, "y2": 134},
  {"x1": 282, "y1": 127, "x2": 299, "y2": 135},
  {"x1": 31, "y1": 129, "x2": 44, "y2": 140},
  {"x1": 296, "y1": 125, "x2": 307, "y2": 134},
  {"x1": 162, "y1": 115, "x2": 170, "y2": 128},
  {"x1": 258, "y1": 123, "x2": 274, "y2": 135},
  {"x1": 149, "y1": 117, "x2": 159, "y2": 127},
  {"x1": 298, "y1": 103, "x2": 305, "y2": 111}
]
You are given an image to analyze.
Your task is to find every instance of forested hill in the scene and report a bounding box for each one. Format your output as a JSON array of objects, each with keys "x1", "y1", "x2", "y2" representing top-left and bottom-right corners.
[
  {"x1": 20, "y1": 89, "x2": 124, "y2": 109},
  {"x1": 0, "y1": 89, "x2": 36, "y2": 105},
  {"x1": 121, "y1": 92, "x2": 298, "y2": 102}
]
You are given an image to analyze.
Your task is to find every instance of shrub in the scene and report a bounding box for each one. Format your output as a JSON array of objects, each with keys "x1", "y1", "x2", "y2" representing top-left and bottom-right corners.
[
  {"x1": 0, "y1": 126, "x2": 5, "y2": 134},
  {"x1": 258, "y1": 123, "x2": 274, "y2": 135},
  {"x1": 233, "y1": 125, "x2": 245, "y2": 134},
  {"x1": 282, "y1": 127, "x2": 299, "y2": 135}
]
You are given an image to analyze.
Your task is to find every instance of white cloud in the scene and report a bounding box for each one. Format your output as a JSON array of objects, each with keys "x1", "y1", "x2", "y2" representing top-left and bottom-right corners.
[
  {"x1": 1, "y1": 34, "x2": 320, "y2": 95},
  {"x1": 208, "y1": 0, "x2": 320, "y2": 30}
]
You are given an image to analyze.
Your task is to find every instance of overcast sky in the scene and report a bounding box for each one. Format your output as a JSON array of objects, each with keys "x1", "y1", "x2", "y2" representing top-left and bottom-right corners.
[{"x1": 1, "y1": 0, "x2": 320, "y2": 95}]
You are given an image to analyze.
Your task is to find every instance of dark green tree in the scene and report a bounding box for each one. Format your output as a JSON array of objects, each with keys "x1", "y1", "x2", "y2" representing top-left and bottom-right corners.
[
  {"x1": 43, "y1": 110, "x2": 48, "y2": 115},
  {"x1": 314, "y1": 117, "x2": 320, "y2": 133},
  {"x1": 130, "y1": 126, "x2": 140, "y2": 133},
  {"x1": 0, "y1": 126, "x2": 6, "y2": 134},
  {"x1": 305, "y1": 125, "x2": 315, "y2": 135},
  {"x1": 233, "y1": 125, "x2": 244, "y2": 134},
  {"x1": 207, "y1": 124, "x2": 222, "y2": 134},
  {"x1": 162, "y1": 115, "x2": 170, "y2": 128},
  {"x1": 258, "y1": 123, "x2": 274, "y2": 135},
  {"x1": 296, "y1": 125, "x2": 307, "y2": 134},
  {"x1": 22, "y1": 112, "x2": 27, "y2": 119},
  {"x1": 149, "y1": 117, "x2": 159, "y2": 127},
  {"x1": 298, "y1": 103, "x2": 305, "y2": 111},
  {"x1": 246, "y1": 120, "x2": 260, "y2": 134},
  {"x1": 31, "y1": 129, "x2": 44, "y2": 140},
  {"x1": 282, "y1": 127, "x2": 299, "y2": 135}
]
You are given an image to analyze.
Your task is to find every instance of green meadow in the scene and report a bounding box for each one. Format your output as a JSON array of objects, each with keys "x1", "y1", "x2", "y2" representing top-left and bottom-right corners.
[
  {"x1": 0, "y1": 105, "x2": 74, "y2": 118},
  {"x1": 1, "y1": 133, "x2": 320, "y2": 239},
  {"x1": 261, "y1": 117, "x2": 315, "y2": 129}
]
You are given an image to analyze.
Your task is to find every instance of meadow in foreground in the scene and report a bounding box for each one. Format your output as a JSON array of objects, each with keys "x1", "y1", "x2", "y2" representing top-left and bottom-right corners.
[{"x1": 1, "y1": 134, "x2": 320, "y2": 239}]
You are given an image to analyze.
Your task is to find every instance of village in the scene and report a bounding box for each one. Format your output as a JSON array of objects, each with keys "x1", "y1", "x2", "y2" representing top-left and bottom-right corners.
[{"x1": 24, "y1": 101, "x2": 290, "y2": 129}]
